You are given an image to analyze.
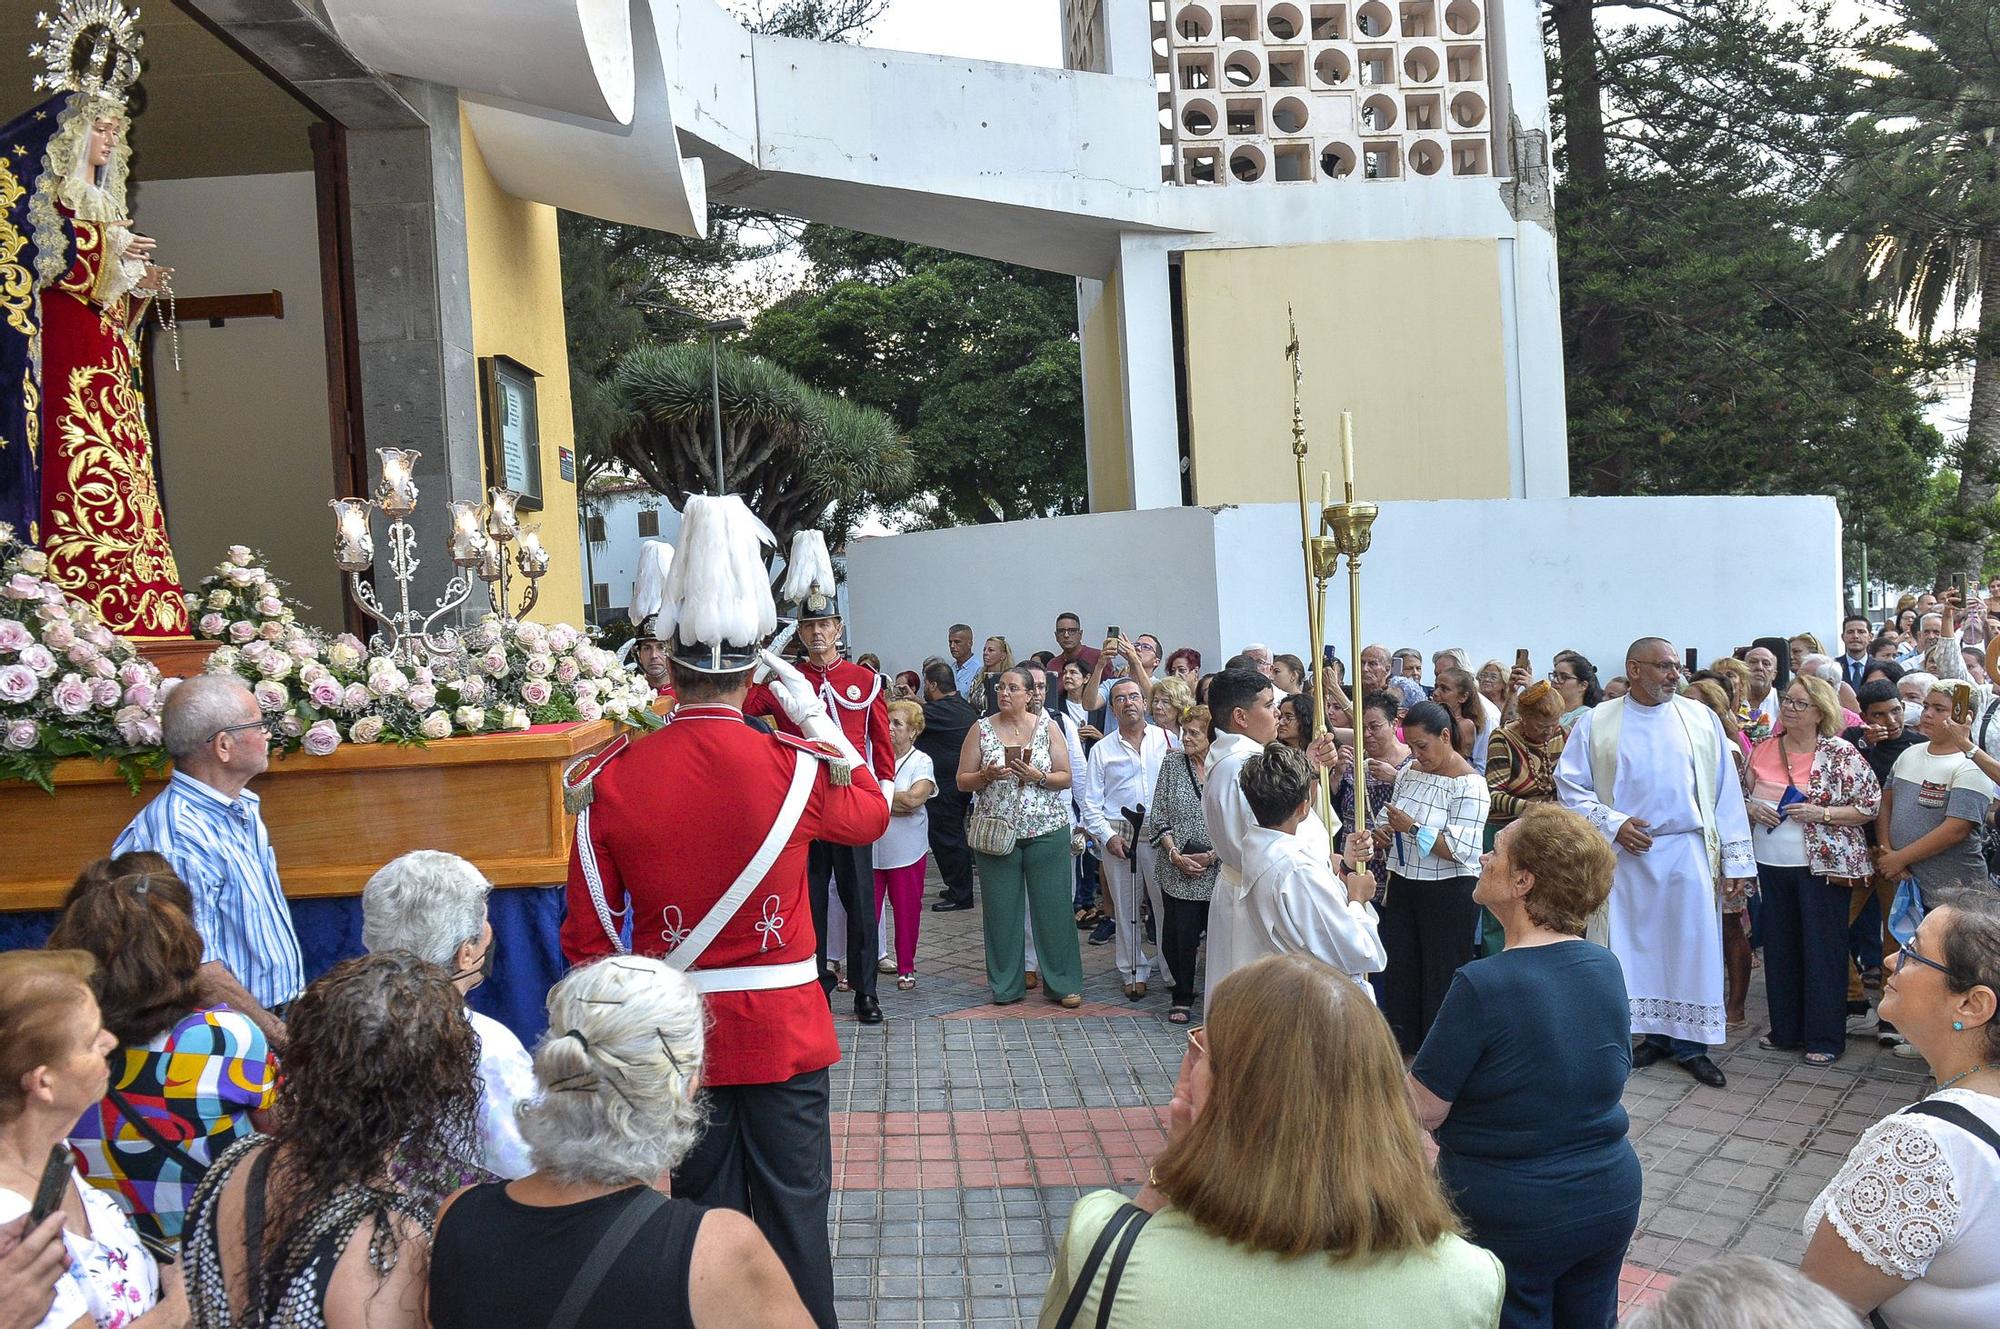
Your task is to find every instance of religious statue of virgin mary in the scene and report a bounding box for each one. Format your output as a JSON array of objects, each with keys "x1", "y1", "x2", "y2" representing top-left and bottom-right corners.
[{"x1": 0, "y1": 0, "x2": 188, "y2": 639}]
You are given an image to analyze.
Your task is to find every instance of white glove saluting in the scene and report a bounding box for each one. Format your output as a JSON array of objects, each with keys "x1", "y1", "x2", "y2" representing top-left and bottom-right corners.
[{"x1": 758, "y1": 649, "x2": 829, "y2": 728}]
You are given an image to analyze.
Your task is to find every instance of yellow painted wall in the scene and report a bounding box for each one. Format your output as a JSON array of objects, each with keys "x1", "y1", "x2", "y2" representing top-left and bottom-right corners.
[
  {"x1": 1181, "y1": 240, "x2": 1512, "y2": 506},
  {"x1": 459, "y1": 107, "x2": 585, "y2": 627},
  {"x1": 1079, "y1": 272, "x2": 1134, "y2": 512}
]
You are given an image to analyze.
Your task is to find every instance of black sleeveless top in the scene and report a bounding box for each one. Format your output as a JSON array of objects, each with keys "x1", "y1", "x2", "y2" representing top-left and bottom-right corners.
[{"x1": 428, "y1": 1183, "x2": 708, "y2": 1329}]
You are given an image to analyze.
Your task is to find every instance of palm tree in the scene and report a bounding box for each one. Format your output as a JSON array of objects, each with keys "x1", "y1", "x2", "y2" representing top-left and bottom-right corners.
[
  {"x1": 607, "y1": 342, "x2": 913, "y2": 557},
  {"x1": 1826, "y1": 0, "x2": 2000, "y2": 582}
]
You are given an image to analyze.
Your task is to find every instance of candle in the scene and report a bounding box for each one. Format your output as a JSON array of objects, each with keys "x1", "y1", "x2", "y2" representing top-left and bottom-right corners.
[
  {"x1": 516, "y1": 526, "x2": 549, "y2": 576},
  {"x1": 375, "y1": 448, "x2": 420, "y2": 511},
  {"x1": 329, "y1": 498, "x2": 374, "y2": 571},
  {"x1": 1340, "y1": 410, "x2": 1356, "y2": 502},
  {"x1": 447, "y1": 499, "x2": 487, "y2": 565},
  {"x1": 1321, "y1": 469, "x2": 1332, "y2": 508},
  {"x1": 486, "y1": 488, "x2": 520, "y2": 539}
]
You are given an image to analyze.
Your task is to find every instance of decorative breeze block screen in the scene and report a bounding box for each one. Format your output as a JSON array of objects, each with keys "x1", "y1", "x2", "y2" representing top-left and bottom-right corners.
[{"x1": 1153, "y1": 1, "x2": 1495, "y2": 184}]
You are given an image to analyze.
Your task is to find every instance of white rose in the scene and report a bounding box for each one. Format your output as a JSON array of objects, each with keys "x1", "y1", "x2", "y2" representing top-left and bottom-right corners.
[
  {"x1": 521, "y1": 679, "x2": 553, "y2": 707},
  {"x1": 227, "y1": 620, "x2": 255, "y2": 643},
  {"x1": 288, "y1": 637, "x2": 317, "y2": 662},
  {"x1": 419, "y1": 710, "x2": 453, "y2": 740},
  {"x1": 503, "y1": 706, "x2": 531, "y2": 731},
  {"x1": 42, "y1": 621, "x2": 75, "y2": 649},
  {"x1": 453, "y1": 705, "x2": 485, "y2": 733},
  {"x1": 555, "y1": 656, "x2": 580, "y2": 684},
  {"x1": 206, "y1": 589, "x2": 232, "y2": 610},
  {"x1": 257, "y1": 595, "x2": 284, "y2": 617},
  {"x1": 16, "y1": 550, "x2": 47, "y2": 575},
  {"x1": 206, "y1": 646, "x2": 240, "y2": 672},
  {"x1": 328, "y1": 640, "x2": 362, "y2": 671},
  {"x1": 406, "y1": 684, "x2": 437, "y2": 711},
  {"x1": 253, "y1": 681, "x2": 289, "y2": 713},
  {"x1": 576, "y1": 698, "x2": 602, "y2": 723},
  {"x1": 258, "y1": 621, "x2": 285, "y2": 641},
  {"x1": 525, "y1": 652, "x2": 554, "y2": 678},
  {"x1": 224, "y1": 565, "x2": 257, "y2": 587},
  {"x1": 548, "y1": 624, "x2": 581, "y2": 652},
  {"x1": 456, "y1": 675, "x2": 487, "y2": 704},
  {"x1": 343, "y1": 683, "x2": 372, "y2": 710},
  {"x1": 65, "y1": 642, "x2": 99, "y2": 668},
  {"x1": 228, "y1": 545, "x2": 254, "y2": 567},
  {"x1": 348, "y1": 715, "x2": 385, "y2": 744},
  {"x1": 302, "y1": 719, "x2": 341, "y2": 757},
  {"x1": 0, "y1": 664, "x2": 37, "y2": 704},
  {"x1": 256, "y1": 653, "x2": 292, "y2": 681}
]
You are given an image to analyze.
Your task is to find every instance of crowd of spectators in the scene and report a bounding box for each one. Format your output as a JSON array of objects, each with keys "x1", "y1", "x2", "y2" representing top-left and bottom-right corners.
[{"x1": 6, "y1": 604, "x2": 2000, "y2": 1329}]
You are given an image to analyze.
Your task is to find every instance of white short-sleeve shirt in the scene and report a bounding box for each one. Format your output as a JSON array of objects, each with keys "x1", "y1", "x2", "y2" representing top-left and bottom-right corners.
[
  {"x1": 876, "y1": 748, "x2": 936, "y2": 870},
  {"x1": 1805, "y1": 1088, "x2": 2000, "y2": 1329}
]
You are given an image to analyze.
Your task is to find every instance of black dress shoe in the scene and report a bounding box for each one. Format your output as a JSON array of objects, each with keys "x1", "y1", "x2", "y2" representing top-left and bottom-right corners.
[
  {"x1": 855, "y1": 995, "x2": 883, "y2": 1024},
  {"x1": 931, "y1": 899, "x2": 974, "y2": 913},
  {"x1": 1630, "y1": 1041, "x2": 1667, "y2": 1070},
  {"x1": 1683, "y1": 1055, "x2": 1727, "y2": 1087}
]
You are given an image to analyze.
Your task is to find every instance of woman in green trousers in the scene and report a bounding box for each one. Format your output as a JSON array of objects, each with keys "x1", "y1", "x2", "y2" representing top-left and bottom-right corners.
[{"x1": 959, "y1": 665, "x2": 1085, "y2": 1006}]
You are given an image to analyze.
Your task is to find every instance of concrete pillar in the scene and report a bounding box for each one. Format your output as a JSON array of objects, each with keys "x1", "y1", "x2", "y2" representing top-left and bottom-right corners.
[
  {"x1": 1114, "y1": 238, "x2": 1185, "y2": 512},
  {"x1": 344, "y1": 78, "x2": 484, "y2": 612}
]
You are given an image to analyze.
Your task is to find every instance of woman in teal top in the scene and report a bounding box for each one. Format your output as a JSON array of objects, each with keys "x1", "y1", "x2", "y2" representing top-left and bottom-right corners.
[{"x1": 1039, "y1": 954, "x2": 1503, "y2": 1329}]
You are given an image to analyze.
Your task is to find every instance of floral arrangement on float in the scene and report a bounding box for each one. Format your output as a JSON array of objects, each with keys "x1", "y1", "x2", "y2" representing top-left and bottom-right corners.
[
  {"x1": 188, "y1": 546, "x2": 656, "y2": 757},
  {"x1": 0, "y1": 523, "x2": 168, "y2": 792}
]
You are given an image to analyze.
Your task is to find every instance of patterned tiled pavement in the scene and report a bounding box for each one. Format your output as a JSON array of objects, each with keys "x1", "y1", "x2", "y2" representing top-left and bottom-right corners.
[{"x1": 821, "y1": 870, "x2": 1934, "y2": 1326}]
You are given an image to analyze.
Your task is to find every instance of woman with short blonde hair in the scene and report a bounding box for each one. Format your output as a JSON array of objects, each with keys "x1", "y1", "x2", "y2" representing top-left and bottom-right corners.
[
  {"x1": 1408, "y1": 804, "x2": 1639, "y2": 1329},
  {"x1": 1041, "y1": 955, "x2": 1501, "y2": 1326},
  {"x1": 1746, "y1": 675, "x2": 1881, "y2": 1066}
]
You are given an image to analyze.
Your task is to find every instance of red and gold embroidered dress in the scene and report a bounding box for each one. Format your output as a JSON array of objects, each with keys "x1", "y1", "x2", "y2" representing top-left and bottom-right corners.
[{"x1": 35, "y1": 204, "x2": 185, "y2": 638}]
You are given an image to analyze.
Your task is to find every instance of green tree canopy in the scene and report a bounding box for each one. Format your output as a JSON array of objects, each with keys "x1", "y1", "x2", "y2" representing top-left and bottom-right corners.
[
  {"x1": 608, "y1": 343, "x2": 913, "y2": 555},
  {"x1": 747, "y1": 226, "x2": 1086, "y2": 526}
]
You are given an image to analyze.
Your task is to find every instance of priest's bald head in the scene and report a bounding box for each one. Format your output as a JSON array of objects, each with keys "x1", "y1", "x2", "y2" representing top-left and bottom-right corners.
[{"x1": 1624, "y1": 637, "x2": 1681, "y2": 706}]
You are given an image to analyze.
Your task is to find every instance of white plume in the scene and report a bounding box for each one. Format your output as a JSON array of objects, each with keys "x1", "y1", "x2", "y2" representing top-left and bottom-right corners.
[
  {"x1": 657, "y1": 495, "x2": 777, "y2": 649},
  {"x1": 628, "y1": 539, "x2": 675, "y2": 628},
  {"x1": 780, "y1": 530, "x2": 836, "y2": 602}
]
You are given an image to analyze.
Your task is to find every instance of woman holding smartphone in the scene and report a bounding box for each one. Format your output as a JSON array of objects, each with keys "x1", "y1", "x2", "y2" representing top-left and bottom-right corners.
[{"x1": 959, "y1": 666, "x2": 1084, "y2": 1007}]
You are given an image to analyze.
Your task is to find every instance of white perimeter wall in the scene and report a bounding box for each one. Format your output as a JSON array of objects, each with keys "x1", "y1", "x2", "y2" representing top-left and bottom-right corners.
[
  {"x1": 846, "y1": 496, "x2": 1842, "y2": 681},
  {"x1": 139, "y1": 173, "x2": 339, "y2": 617}
]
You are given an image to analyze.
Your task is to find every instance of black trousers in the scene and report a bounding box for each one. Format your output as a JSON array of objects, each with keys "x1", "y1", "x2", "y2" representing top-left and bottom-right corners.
[
  {"x1": 810, "y1": 839, "x2": 877, "y2": 1003},
  {"x1": 928, "y1": 790, "x2": 975, "y2": 906},
  {"x1": 1379, "y1": 872, "x2": 1480, "y2": 1055},
  {"x1": 1160, "y1": 893, "x2": 1210, "y2": 1007},
  {"x1": 672, "y1": 1068, "x2": 835, "y2": 1329},
  {"x1": 1760, "y1": 863, "x2": 1851, "y2": 1058}
]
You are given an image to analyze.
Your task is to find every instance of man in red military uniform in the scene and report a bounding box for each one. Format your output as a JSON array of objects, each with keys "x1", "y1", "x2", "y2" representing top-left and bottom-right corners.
[
  {"x1": 747, "y1": 530, "x2": 894, "y2": 1024},
  {"x1": 563, "y1": 497, "x2": 885, "y2": 1329}
]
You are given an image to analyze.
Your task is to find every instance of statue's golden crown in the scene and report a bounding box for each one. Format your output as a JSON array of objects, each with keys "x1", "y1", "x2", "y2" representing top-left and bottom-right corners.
[{"x1": 28, "y1": 0, "x2": 144, "y2": 103}]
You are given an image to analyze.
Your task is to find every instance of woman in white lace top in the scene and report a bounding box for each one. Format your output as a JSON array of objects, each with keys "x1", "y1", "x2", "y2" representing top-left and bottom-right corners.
[{"x1": 1802, "y1": 888, "x2": 2000, "y2": 1327}]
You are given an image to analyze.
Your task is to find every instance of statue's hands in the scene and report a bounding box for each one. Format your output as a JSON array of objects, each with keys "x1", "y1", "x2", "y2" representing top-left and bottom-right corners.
[{"x1": 137, "y1": 263, "x2": 172, "y2": 293}]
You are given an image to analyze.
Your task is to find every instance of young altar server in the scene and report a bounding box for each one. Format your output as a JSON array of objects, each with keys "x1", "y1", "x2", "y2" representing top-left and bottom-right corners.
[{"x1": 1230, "y1": 742, "x2": 1387, "y2": 998}]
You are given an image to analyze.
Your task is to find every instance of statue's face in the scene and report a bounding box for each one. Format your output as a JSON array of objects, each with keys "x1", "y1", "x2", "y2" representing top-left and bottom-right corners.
[{"x1": 88, "y1": 118, "x2": 120, "y2": 169}]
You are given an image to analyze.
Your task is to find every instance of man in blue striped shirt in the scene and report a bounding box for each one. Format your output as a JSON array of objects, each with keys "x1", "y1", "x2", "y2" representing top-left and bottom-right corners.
[{"x1": 114, "y1": 673, "x2": 302, "y2": 1047}]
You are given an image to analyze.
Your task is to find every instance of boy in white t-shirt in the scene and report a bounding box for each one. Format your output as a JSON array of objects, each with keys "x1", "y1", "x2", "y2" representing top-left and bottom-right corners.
[{"x1": 1878, "y1": 686, "x2": 1997, "y2": 906}]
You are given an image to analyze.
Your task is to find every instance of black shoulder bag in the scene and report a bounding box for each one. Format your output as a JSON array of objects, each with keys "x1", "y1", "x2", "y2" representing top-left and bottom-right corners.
[{"x1": 1051, "y1": 1202, "x2": 1153, "y2": 1329}]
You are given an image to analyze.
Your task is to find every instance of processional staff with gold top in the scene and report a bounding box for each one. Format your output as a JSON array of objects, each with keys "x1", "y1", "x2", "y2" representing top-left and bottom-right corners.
[{"x1": 1286, "y1": 310, "x2": 1379, "y2": 867}]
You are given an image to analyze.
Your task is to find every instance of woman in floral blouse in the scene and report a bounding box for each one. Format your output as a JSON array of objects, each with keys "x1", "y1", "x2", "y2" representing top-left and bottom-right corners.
[
  {"x1": 1476, "y1": 681, "x2": 1568, "y2": 955},
  {"x1": 1746, "y1": 675, "x2": 1881, "y2": 1066}
]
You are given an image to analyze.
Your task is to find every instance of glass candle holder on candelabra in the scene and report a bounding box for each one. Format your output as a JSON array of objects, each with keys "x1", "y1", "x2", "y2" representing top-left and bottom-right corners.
[
  {"x1": 329, "y1": 448, "x2": 475, "y2": 667},
  {"x1": 472, "y1": 491, "x2": 547, "y2": 621}
]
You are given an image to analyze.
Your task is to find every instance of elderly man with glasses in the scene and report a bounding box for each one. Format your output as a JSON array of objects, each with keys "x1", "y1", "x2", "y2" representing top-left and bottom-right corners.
[{"x1": 113, "y1": 673, "x2": 299, "y2": 1049}]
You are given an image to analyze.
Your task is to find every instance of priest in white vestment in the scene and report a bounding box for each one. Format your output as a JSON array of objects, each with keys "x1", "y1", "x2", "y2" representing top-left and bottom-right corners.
[
  {"x1": 1202, "y1": 669, "x2": 1356, "y2": 1010},
  {"x1": 1555, "y1": 637, "x2": 1755, "y2": 1088}
]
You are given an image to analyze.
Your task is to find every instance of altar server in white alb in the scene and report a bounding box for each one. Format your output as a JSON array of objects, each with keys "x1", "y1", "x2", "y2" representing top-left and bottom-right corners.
[
  {"x1": 1556, "y1": 636, "x2": 1755, "y2": 1090},
  {"x1": 1231, "y1": 742, "x2": 1386, "y2": 997},
  {"x1": 1201, "y1": 667, "x2": 1337, "y2": 1007}
]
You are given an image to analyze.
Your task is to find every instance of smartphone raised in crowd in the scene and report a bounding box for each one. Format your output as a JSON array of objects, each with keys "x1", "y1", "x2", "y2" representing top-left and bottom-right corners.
[
  {"x1": 1515, "y1": 648, "x2": 1531, "y2": 672},
  {"x1": 26, "y1": 1144, "x2": 68, "y2": 1227},
  {"x1": 1953, "y1": 682, "x2": 1975, "y2": 726},
  {"x1": 1105, "y1": 626, "x2": 1121, "y2": 643}
]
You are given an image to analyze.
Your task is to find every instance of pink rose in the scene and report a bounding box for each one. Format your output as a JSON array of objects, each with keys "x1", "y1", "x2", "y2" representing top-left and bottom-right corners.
[
  {"x1": 50, "y1": 674, "x2": 92, "y2": 716},
  {"x1": 258, "y1": 621, "x2": 285, "y2": 641},
  {"x1": 257, "y1": 596, "x2": 284, "y2": 617},
  {"x1": 277, "y1": 713, "x2": 304, "y2": 739},
  {"x1": 576, "y1": 698, "x2": 602, "y2": 723},
  {"x1": 223, "y1": 565, "x2": 257, "y2": 587},
  {"x1": 122, "y1": 681, "x2": 156, "y2": 710},
  {"x1": 406, "y1": 684, "x2": 437, "y2": 711},
  {"x1": 0, "y1": 663, "x2": 37, "y2": 704},
  {"x1": 227, "y1": 620, "x2": 255, "y2": 643},
  {"x1": 86, "y1": 625, "x2": 114, "y2": 651},
  {"x1": 89, "y1": 677, "x2": 120, "y2": 708},
  {"x1": 343, "y1": 683, "x2": 371, "y2": 710},
  {"x1": 302, "y1": 719, "x2": 341, "y2": 757},
  {"x1": 456, "y1": 675, "x2": 487, "y2": 704},
  {"x1": 65, "y1": 642, "x2": 99, "y2": 668},
  {"x1": 89, "y1": 656, "x2": 115, "y2": 680},
  {"x1": 479, "y1": 650, "x2": 508, "y2": 677},
  {"x1": 308, "y1": 679, "x2": 343, "y2": 708},
  {"x1": 549, "y1": 624, "x2": 581, "y2": 652},
  {"x1": 288, "y1": 638, "x2": 317, "y2": 661},
  {"x1": 115, "y1": 705, "x2": 160, "y2": 746},
  {"x1": 555, "y1": 657, "x2": 579, "y2": 683},
  {"x1": 1, "y1": 573, "x2": 41, "y2": 600},
  {"x1": 524, "y1": 653, "x2": 554, "y2": 678},
  {"x1": 42, "y1": 621, "x2": 74, "y2": 650},
  {"x1": 419, "y1": 710, "x2": 452, "y2": 740},
  {"x1": 19, "y1": 645, "x2": 54, "y2": 677},
  {"x1": 256, "y1": 653, "x2": 292, "y2": 681},
  {"x1": 118, "y1": 661, "x2": 149, "y2": 687},
  {"x1": 521, "y1": 679, "x2": 553, "y2": 707},
  {"x1": 3, "y1": 718, "x2": 38, "y2": 749},
  {"x1": 0, "y1": 618, "x2": 29, "y2": 652},
  {"x1": 252, "y1": 681, "x2": 288, "y2": 713}
]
